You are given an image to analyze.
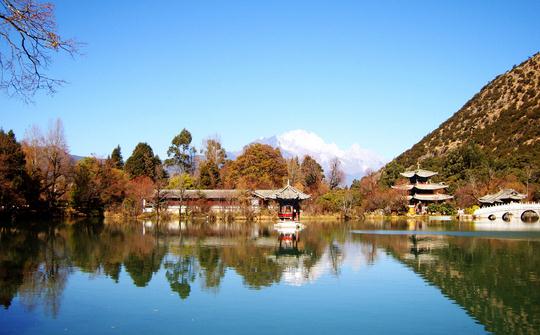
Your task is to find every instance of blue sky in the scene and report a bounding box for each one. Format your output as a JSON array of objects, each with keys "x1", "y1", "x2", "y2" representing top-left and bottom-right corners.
[{"x1": 1, "y1": 0, "x2": 539, "y2": 161}]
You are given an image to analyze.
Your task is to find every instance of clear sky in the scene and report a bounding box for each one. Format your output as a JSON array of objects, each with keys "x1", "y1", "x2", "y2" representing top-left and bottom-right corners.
[{"x1": 1, "y1": 0, "x2": 539, "y2": 161}]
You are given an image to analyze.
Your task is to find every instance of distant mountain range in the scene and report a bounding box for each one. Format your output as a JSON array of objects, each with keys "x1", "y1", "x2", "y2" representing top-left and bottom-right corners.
[{"x1": 232, "y1": 129, "x2": 385, "y2": 184}]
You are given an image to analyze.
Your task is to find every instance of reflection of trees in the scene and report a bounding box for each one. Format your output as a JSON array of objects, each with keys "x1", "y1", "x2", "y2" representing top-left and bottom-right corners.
[
  {"x1": 222, "y1": 244, "x2": 282, "y2": 289},
  {"x1": 197, "y1": 247, "x2": 225, "y2": 291},
  {"x1": 0, "y1": 228, "x2": 39, "y2": 308},
  {"x1": 328, "y1": 242, "x2": 343, "y2": 276},
  {"x1": 358, "y1": 233, "x2": 540, "y2": 334},
  {"x1": 0, "y1": 225, "x2": 70, "y2": 317},
  {"x1": 123, "y1": 245, "x2": 166, "y2": 287},
  {"x1": 164, "y1": 256, "x2": 198, "y2": 300}
]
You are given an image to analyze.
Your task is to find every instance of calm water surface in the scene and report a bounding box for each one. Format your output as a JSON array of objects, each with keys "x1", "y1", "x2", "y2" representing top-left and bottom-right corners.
[{"x1": 1, "y1": 219, "x2": 540, "y2": 335}]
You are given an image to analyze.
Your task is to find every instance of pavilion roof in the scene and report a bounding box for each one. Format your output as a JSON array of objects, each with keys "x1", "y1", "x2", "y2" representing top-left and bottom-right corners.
[
  {"x1": 414, "y1": 183, "x2": 448, "y2": 190},
  {"x1": 258, "y1": 184, "x2": 311, "y2": 201},
  {"x1": 478, "y1": 189, "x2": 527, "y2": 204},
  {"x1": 400, "y1": 169, "x2": 438, "y2": 178},
  {"x1": 392, "y1": 183, "x2": 448, "y2": 191}
]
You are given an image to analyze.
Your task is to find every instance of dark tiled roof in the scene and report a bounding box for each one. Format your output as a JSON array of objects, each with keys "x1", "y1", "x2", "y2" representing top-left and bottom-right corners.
[
  {"x1": 478, "y1": 189, "x2": 527, "y2": 204},
  {"x1": 400, "y1": 169, "x2": 438, "y2": 178}
]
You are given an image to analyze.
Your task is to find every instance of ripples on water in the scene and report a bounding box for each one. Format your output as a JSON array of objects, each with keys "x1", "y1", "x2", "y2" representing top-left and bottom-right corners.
[{"x1": 1, "y1": 219, "x2": 539, "y2": 335}]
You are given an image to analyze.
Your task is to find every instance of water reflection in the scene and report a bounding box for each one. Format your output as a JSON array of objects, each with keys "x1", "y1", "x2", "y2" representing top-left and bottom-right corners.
[
  {"x1": 353, "y1": 229, "x2": 540, "y2": 334},
  {"x1": 1, "y1": 219, "x2": 540, "y2": 334}
]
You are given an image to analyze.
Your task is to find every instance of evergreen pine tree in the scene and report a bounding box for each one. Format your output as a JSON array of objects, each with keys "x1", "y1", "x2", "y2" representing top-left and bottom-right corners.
[
  {"x1": 124, "y1": 142, "x2": 162, "y2": 180},
  {"x1": 0, "y1": 129, "x2": 31, "y2": 216},
  {"x1": 110, "y1": 145, "x2": 124, "y2": 169}
]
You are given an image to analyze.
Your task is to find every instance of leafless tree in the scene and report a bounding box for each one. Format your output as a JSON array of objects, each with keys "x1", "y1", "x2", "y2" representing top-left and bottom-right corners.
[
  {"x1": 286, "y1": 157, "x2": 302, "y2": 186},
  {"x1": 23, "y1": 118, "x2": 72, "y2": 210},
  {"x1": 0, "y1": 0, "x2": 78, "y2": 101},
  {"x1": 201, "y1": 135, "x2": 226, "y2": 168},
  {"x1": 327, "y1": 157, "x2": 344, "y2": 190}
]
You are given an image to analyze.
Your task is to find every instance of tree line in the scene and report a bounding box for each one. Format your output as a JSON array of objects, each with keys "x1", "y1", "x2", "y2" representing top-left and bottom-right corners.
[{"x1": 0, "y1": 120, "x2": 356, "y2": 220}]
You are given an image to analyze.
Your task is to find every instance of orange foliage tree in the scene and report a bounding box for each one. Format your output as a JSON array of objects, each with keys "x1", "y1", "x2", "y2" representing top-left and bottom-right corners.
[{"x1": 222, "y1": 143, "x2": 287, "y2": 189}]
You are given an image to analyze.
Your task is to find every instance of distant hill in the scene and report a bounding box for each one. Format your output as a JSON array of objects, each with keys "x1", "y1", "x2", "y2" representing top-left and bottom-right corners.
[{"x1": 382, "y1": 52, "x2": 540, "y2": 188}]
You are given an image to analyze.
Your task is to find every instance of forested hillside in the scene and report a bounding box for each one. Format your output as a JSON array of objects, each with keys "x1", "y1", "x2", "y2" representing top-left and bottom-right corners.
[{"x1": 381, "y1": 53, "x2": 540, "y2": 203}]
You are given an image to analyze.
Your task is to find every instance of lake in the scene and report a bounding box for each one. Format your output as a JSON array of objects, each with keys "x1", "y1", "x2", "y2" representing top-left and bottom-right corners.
[{"x1": 1, "y1": 218, "x2": 540, "y2": 335}]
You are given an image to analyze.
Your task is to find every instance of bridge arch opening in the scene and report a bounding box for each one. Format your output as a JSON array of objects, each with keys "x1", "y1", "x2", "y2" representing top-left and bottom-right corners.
[
  {"x1": 521, "y1": 210, "x2": 539, "y2": 223},
  {"x1": 502, "y1": 212, "x2": 513, "y2": 222},
  {"x1": 488, "y1": 214, "x2": 496, "y2": 221}
]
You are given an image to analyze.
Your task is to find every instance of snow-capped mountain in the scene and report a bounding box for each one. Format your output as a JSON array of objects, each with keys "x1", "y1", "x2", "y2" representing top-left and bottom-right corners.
[{"x1": 245, "y1": 129, "x2": 386, "y2": 184}]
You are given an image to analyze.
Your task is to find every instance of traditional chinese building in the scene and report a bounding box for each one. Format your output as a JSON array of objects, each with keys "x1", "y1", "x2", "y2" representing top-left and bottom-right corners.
[
  {"x1": 256, "y1": 182, "x2": 310, "y2": 222},
  {"x1": 478, "y1": 189, "x2": 526, "y2": 206},
  {"x1": 392, "y1": 168, "x2": 453, "y2": 206},
  {"x1": 144, "y1": 183, "x2": 310, "y2": 217}
]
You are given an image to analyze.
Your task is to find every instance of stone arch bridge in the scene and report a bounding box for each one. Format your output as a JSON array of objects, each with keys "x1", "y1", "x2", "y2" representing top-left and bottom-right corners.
[{"x1": 474, "y1": 203, "x2": 540, "y2": 222}]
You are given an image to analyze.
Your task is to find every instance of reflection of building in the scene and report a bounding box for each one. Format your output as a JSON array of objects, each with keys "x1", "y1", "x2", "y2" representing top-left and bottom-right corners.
[
  {"x1": 478, "y1": 189, "x2": 526, "y2": 206},
  {"x1": 392, "y1": 168, "x2": 453, "y2": 209}
]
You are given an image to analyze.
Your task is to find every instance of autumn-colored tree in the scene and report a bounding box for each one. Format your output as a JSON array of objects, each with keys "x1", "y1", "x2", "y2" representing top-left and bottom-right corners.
[
  {"x1": 70, "y1": 157, "x2": 128, "y2": 215},
  {"x1": 198, "y1": 160, "x2": 221, "y2": 189},
  {"x1": 286, "y1": 157, "x2": 302, "y2": 186},
  {"x1": 124, "y1": 142, "x2": 162, "y2": 180},
  {"x1": 70, "y1": 157, "x2": 101, "y2": 214},
  {"x1": 201, "y1": 137, "x2": 226, "y2": 168},
  {"x1": 356, "y1": 171, "x2": 407, "y2": 213},
  {"x1": 300, "y1": 155, "x2": 324, "y2": 192},
  {"x1": 22, "y1": 119, "x2": 72, "y2": 211},
  {"x1": 222, "y1": 143, "x2": 287, "y2": 189},
  {"x1": 124, "y1": 176, "x2": 155, "y2": 215},
  {"x1": 0, "y1": 0, "x2": 79, "y2": 100},
  {"x1": 197, "y1": 137, "x2": 226, "y2": 189}
]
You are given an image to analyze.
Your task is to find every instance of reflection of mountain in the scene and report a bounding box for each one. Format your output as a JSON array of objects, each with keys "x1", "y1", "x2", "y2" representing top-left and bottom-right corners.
[{"x1": 357, "y1": 233, "x2": 540, "y2": 334}]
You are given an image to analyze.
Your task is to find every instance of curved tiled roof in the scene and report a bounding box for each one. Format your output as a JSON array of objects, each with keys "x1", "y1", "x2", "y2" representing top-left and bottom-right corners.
[
  {"x1": 400, "y1": 169, "x2": 438, "y2": 178},
  {"x1": 414, "y1": 183, "x2": 448, "y2": 190},
  {"x1": 478, "y1": 189, "x2": 527, "y2": 204},
  {"x1": 413, "y1": 194, "x2": 453, "y2": 201},
  {"x1": 392, "y1": 183, "x2": 448, "y2": 191},
  {"x1": 263, "y1": 184, "x2": 311, "y2": 200}
]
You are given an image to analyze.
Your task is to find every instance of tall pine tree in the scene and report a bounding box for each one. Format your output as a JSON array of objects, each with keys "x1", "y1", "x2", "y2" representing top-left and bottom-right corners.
[
  {"x1": 110, "y1": 145, "x2": 124, "y2": 169},
  {"x1": 125, "y1": 143, "x2": 162, "y2": 180}
]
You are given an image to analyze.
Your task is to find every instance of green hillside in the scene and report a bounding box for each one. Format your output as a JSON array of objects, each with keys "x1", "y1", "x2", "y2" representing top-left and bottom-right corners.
[{"x1": 381, "y1": 52, "x2": 540, "y2": 200}]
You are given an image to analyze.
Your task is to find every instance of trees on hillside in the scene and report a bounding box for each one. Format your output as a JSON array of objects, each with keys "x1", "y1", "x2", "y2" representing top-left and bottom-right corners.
[
  {"x1": 223, "y1": 143, "x2": 287, "y2": 189},
  {"x1": 0, "y1": 0, "x2": 79, "y2": 100}
]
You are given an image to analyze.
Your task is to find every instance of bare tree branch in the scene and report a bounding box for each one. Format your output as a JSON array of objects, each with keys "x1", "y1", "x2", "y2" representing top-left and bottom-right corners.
[{"x1": 0, "y1": 0, "x2": 79, "y2": 102}]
